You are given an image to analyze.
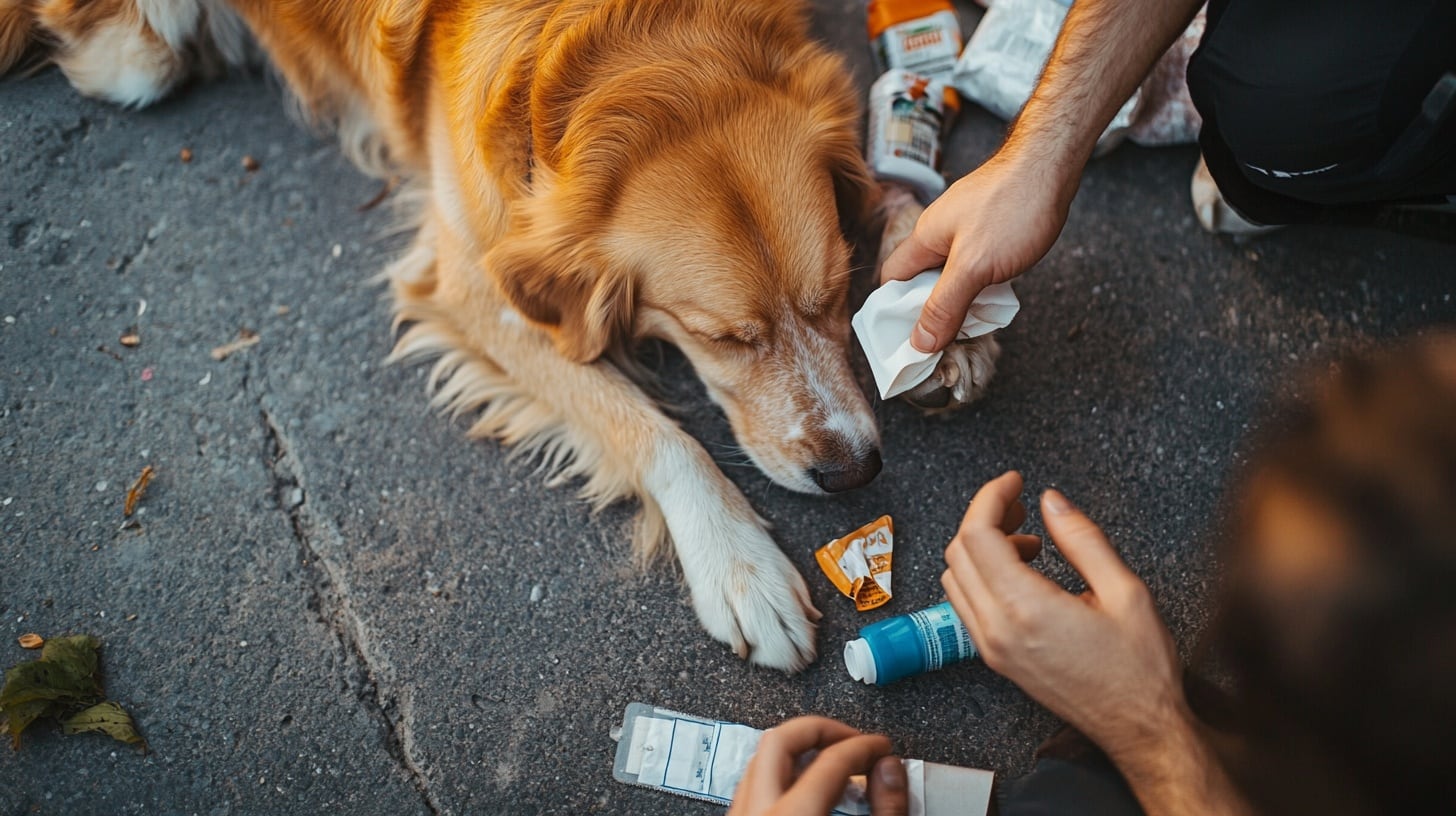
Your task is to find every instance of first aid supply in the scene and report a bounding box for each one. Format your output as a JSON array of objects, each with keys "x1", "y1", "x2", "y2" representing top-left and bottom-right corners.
[
  {"x1": 612, "y1": 702, "x2": 996, "y2": 815},
  {"x1": 852, "y1": 271, "x2": 1020, "y2": 399},
  {"x1": 867, "y1": 71, "x2": 955, "y2": 203},
  {"x1": 844, "y1": 601, "x2": 976, "y2": 685},
  {"x1": 816, "y1": 515, "x2": 895, "y2": 611},
  {"x1": 951, "y1": 0, "x2": 1139, "y2": 155},
  {"x1": 867, "y1": 0, "x2": 963, "y2": 85}
]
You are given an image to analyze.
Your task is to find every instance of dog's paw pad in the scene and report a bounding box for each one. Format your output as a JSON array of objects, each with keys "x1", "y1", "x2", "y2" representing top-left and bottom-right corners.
[{"x1": 901, "y1": 334, "x2": 1001, "y2": 414}]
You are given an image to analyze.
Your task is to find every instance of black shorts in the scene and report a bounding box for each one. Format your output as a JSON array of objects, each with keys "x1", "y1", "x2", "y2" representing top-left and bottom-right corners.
[{"x1": 1186, "y1": 0, "x2": 1456, "y2": 226}]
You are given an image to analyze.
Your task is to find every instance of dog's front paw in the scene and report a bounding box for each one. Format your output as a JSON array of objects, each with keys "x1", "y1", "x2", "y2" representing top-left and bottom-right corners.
[
  {"x1": 901, "y1": 334, "x2": 1001, "y2": 413},
  {"x1": 685, "y1": 526, "x2": 820, "y2": 672}
]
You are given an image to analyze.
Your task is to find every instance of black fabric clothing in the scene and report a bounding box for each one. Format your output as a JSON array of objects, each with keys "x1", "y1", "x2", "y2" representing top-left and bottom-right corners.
[
  {"x1": 993, "y1": 728, "x2": 1144, "y2": 816},
  {"x1": 1186, "y1": 0, "x2": 1456, "y2": 225}
]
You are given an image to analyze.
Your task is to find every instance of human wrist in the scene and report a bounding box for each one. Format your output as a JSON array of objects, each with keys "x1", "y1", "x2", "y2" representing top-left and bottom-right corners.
[
  {"x1": 1106, "y1": 696, "x2": 1248, "y2": 816},
  {"x1": 991, "y1": 133, "x2": 1083, "y2": 217}
]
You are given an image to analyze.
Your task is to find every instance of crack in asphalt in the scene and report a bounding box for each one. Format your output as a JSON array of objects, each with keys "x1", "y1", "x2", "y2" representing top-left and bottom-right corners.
[{"x1": 260, "y1": 406, "x2": 444, "y2": 816}]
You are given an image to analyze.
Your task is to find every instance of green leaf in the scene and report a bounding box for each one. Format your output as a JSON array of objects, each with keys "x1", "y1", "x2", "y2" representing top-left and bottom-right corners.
[
  {"x1": 3, "y1": 699, "x2": 62, "y2": 749},
  {"x1": 62, "y1": 702, "x2": 146, "y2": 748},
  {"x1": 40, "y1": 635, "x2": 100, "y2": 680},
  {"x1": 0, "y1": 636, "x2": 103, "y2": 709}
]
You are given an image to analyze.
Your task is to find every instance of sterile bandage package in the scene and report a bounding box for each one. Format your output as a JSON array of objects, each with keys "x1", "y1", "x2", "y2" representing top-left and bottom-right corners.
[
  {"x1": 853, "y1": 272, "x2": 1020, "y2": 399},
  {"x1": 611, "y1": 703, "x2": 995, "y2": 816},
  {"x1": 951, "y1": 0, "x2": 1139, "y2": 154}
]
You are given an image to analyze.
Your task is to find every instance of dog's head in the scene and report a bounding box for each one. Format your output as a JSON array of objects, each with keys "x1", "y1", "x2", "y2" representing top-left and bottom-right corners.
[{"x1": 488, "y1": 41, "x2": 882, "y2": 494}]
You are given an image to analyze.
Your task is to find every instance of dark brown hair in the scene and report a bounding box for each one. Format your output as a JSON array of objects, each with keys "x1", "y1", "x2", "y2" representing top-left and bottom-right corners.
[{"x1": 1211, "y1": 333, "x2": 1456, "y2": 814}]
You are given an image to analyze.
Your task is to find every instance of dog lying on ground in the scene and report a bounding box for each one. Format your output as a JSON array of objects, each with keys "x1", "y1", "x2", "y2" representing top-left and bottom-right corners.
[{"x1": 2, "y1": 0, "x2": 1001, "y2": 671}]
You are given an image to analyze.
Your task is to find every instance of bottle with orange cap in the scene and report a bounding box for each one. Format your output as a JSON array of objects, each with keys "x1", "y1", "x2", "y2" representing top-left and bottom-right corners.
[
  {"x1": 864, "y1": 1, "x2": 964, "y2": 203},
  {"x1": 867, "y1": 0, "x2": 963, "y2": 84}
]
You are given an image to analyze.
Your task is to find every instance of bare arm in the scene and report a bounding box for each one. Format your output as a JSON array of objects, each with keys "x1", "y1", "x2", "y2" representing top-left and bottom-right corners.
[
  {"x1": 881, "y1": 0, "x2": 1205, "y2": 353},
  {"x1": 1012, "y1": 0, "x2": 1204, "y2": 175},
  {"x1": 943, "y1": 472, "x2": 1249, "y2": 816}
]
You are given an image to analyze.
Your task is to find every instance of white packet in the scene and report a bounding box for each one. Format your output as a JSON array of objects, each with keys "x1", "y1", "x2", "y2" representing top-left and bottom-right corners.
[
  {"x1": 952, "y1": 0, "x2": 1139, "y2": 155},
  {"x1": 611, "y1": 703, "x2": 995, "y2": 816}
]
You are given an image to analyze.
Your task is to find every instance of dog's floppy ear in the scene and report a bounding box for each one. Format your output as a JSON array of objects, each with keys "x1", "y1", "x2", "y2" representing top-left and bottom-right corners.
[
  {"x1": 486, "y1": 227, "x2": 635, "y2": 364},
  {"x1": 0, "y1": 0, "x2": 36, "y2": 76},
  {"x1": 785, "y1": 52, "x2": 880, "y2": 233}
]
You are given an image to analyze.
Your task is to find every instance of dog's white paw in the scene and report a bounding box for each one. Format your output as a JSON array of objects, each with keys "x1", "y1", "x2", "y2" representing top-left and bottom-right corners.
[
  {"x1": 901, "y1": 334, "x2": 1001, "y2": 413},
  {"x1": 683, "y1": 524, "x2": 820, "y2": 672}
]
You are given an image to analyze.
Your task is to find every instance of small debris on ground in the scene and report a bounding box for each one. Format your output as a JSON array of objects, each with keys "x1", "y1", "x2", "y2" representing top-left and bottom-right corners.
[
  {"x1": 123, "y1": 466, "x2": 155, "y2": 518},
  {"x1": 0, "y1": 634, "x2": 146, "y2": 750},
  {"x1": 17, "y1": 634, "x2": 43, "y2": 650},
  {"x1": 179, "y1": 147, "x2": 193, "y2": 163},
  {"x1": 241, "y1": 155, "x2": 260, "y2": 172},
  {"x1": 210, "y1": 328, "x2": 259, "y2": 361},
  {"x1": 140, "y1": 367, "x2": 154, "y2": 382},
  {"x1": 119, "y1": 327, "x2": 140, "y2": 348}
]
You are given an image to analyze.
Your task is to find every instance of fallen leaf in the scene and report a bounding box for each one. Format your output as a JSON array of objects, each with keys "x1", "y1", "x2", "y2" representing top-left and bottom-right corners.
[
  {"x1": 179, "y1": 147, "x2": 193, "y2": 163},
  {"x1": 3, "y1": 699, "x2": 58, "y2": 749},
  {"x1": 124, "y1": 465, "x2": 155, "y2": 517},
  {"x1": 210, "y1": 329, "x2": 260, "y2": 361},
  {"x1": 242, "y1": 155, "x2": 260, "y2": 172},
  {"x1": 0, "y1": 635, "x2": 144, "y2": 750},
  {"x1": 63, "y1": 702, "x2": 146, "y2": 748},
  {"x1": 16, "y1": 634, "x2": 42, "y2": 650},
  {"x1": 119, "y1": 327, "x2": 141, "y2": 348},
  {"x1": 0, "y1": 636, "x2": 102, "y2": 710}
]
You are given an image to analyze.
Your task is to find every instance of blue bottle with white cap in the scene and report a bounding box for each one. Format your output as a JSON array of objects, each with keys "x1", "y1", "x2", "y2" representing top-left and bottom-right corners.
[{"x1": 843, "y1": 601, "x2": 976, "y2": 686}]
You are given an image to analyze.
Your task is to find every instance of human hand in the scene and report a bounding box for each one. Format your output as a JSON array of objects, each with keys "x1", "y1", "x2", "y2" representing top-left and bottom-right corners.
[
  {"x1": 941, "y1": 472, "x2": 1187, "y2": 763},
  {"x1": 727, "y1": 716, "x2": 908, "y2": 816},
  {"x1": 879, "y1": 151, "x2": 1076, "y2": 353}
]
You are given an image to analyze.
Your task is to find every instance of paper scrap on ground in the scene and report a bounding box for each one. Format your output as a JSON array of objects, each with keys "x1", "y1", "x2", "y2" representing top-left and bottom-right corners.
[
  {"x1": 816, "y1": 515, "x2": 895, "y2": 611},
  {"x1": 853, "y1": 273, "x2": 1019, "y2": 399}
]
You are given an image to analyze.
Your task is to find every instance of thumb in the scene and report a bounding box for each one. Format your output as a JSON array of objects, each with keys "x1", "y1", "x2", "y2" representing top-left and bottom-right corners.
[
  {"x1": 879, "y1": 225, "x2": 946, "y2": 285},
  {"x1": 868, "y1": 755, "x2": 909, "y2": 816},
  {"x1": 908, "y1": 258, "x2": 985, "y2": 353}
]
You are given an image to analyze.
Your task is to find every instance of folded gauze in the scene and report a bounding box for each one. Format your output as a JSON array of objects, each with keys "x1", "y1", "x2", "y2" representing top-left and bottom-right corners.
[{"x1": 853, "y1": 272, "x2": 1020, "y2": 399}]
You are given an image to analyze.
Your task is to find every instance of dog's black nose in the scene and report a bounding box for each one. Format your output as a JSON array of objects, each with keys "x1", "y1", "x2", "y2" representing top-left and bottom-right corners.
[{"x1": 809, "y1": 448, "x2": 882, "y2": 493}]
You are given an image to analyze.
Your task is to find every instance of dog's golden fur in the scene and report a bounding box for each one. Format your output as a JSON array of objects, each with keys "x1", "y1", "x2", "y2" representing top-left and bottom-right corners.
[{"x1": 6, "y1": 0, "x2": 889, "y2": 670}]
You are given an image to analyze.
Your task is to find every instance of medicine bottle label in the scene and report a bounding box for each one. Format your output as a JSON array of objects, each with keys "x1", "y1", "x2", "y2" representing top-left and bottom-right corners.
[{"x1": 908, "y1": 603, "x2": 974, "y2": 671}]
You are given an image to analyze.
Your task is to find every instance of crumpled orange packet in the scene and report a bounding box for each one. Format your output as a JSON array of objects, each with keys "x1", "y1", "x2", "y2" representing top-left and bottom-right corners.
[{"x1": 815, "y1": 515, "x2": 894, "y2": 611}]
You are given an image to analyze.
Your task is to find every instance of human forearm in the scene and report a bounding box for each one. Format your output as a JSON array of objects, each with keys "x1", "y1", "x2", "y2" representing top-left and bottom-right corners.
[
  {"x1": 1006, "y1": 0, "x2": 1204, "y2": 189},
  {"x1": 1107, "y1": 698, "x2": 1250, "y2": 816}
]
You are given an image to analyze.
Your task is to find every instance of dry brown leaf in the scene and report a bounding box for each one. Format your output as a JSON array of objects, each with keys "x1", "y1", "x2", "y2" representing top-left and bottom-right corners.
[
  {"x1": 179, "y1": 147, "x2": 193, "y2": 163},
  {"x1": 17, "y1": 634, "x2": 43, "y2": 650},
  {"x1": 124, "y1": 466, "x2": 155, "y2": 518},
  {"x1": 241, "y1": 155, "x2": 260, "y2": 172},
  {"x1": 120, "y1": 327, "x2": 140, "y2": 348}
]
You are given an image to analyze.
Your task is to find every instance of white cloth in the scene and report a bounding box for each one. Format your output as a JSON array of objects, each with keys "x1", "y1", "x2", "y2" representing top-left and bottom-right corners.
[{"x1": 853, "y1": 272, "x2": 1020, "y2": 399}]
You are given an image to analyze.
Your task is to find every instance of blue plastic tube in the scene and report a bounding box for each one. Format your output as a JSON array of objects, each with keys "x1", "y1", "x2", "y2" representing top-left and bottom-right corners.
[{"x1": 843, "y1": 601, "x2": 976, "y2": 685}]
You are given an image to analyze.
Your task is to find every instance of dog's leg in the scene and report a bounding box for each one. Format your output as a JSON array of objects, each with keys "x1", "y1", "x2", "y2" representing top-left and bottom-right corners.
[{"x1": 389, "y1": 217, "x2": 819, "y2": 671}]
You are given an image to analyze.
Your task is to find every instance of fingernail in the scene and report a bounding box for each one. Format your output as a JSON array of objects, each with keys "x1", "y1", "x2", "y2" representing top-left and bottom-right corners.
[
  {"x1": 1044, "y1": 489, "x2": 1075, "y2": 515},
  {"x1": 876, "y1": 757, "x2": 907, "y2": 791},
  {"x1": 911, "y1": 324, "x2": 936, "y2": 353}
]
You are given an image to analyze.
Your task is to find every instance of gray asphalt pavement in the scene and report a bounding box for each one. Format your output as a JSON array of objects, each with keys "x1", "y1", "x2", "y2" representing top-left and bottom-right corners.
[{"x1": 2, "y1": 3, "x2": 1454, "y2": 814}]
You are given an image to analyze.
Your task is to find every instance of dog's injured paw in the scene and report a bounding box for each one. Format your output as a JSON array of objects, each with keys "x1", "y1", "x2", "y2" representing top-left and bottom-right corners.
[
  {"x1": 899, "y1": 334, "x2": 1001, "y2": 413},
  {"x1": 858, "y1": 183, "x2": 1015, "y2": 414}
]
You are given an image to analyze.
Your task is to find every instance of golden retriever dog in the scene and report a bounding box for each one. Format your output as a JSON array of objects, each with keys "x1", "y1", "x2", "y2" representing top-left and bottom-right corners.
[{"x1": 3, "y1": 0, "x2": 892, "y2": 671}]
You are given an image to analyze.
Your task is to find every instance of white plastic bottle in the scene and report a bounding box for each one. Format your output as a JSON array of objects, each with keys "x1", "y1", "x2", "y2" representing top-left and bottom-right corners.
[{"x1": 866, "y1": 71, "x2": 954, "y2": 204}]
